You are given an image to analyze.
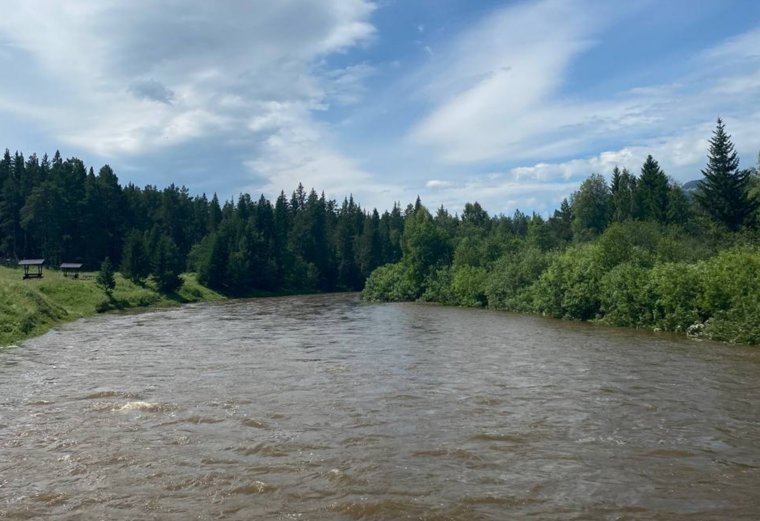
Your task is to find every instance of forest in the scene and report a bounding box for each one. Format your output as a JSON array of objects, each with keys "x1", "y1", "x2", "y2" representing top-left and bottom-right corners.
[
  {"x1": 0, "y1": 151, "x2": 403, "y2": 295},
  {"x1": 1, "y1": 119, "x2": 759, "y2": 343},
  {"x1": 362, "y1": 120, "x2": 760, "y2": 344}
]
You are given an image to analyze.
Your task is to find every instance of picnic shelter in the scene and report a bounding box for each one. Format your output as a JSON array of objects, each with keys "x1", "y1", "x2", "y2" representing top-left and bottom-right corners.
[
  {"x1": 60, "y1": 262, "x2": 83, "y2": 278},
  {"x1": 19, "y1": 259, "x2": 45, "y2": 279}
]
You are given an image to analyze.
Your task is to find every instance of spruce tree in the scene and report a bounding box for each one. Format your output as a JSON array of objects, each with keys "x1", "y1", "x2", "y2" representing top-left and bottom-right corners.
[
  {"x1": 120, "y1": 231, "x2": 150, "y2": 283},
  {"x1": 96, "y1": 257, "x2": 116, "y2": 297},
  {"x1": 695, "y1": 119, "x2": 758, "y2": 231},
  {"x1": 636, "y1": 155, "x2": 669, "y2": 223},
  {"x1": 609, "y1": 167, "x2": 638, "y2": 222},
  {"x1": 152, "y1": 234, "x2": 183, "y2": 292}
]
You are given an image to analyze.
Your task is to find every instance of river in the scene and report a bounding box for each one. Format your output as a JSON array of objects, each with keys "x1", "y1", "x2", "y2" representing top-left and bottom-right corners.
[{"x1": 1, "y1": 293, "x2": 759, "y2": 520}]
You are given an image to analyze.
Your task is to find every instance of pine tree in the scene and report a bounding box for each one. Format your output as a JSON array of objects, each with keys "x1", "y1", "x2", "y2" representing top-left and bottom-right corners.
[
  {"x1": 96, "y1": 257, "x2": 116, "y2": 297},
  {"x1": 609, "y1": 167, "x2": 638, "y2": 222},
  {"x1": 695, "y1": 119, "x2": 759, "y2": 231},
  {"x1": 120, "y1": 231, "x2": 150, "y2": 283},
  {"x1": 636, "y1": 155, "x2": 669, "y2": 223},
  {"x1": 152, "y1": 234, "x2": 183, "y2": 292}
]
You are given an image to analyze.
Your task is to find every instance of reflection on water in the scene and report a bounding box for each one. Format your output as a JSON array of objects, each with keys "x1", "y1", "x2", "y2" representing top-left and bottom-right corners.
[{"x1": 1, "y1": 294, "x2": 759, "y2": 520}]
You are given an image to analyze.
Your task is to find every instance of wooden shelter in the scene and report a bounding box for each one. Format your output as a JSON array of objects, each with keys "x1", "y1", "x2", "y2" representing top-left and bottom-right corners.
[
  {"x1": 60, "y1": 262, "x2": 83, "y2": 278},
  {"x1": 19, "y1": 259, "x2": 45, "y2": 279}
]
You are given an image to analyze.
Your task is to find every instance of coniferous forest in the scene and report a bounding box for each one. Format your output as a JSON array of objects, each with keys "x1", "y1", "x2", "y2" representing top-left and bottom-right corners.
[
  {"x1": 0, "y1": 150, "x2": 403, "y2": 295},
  {"x1": 1, "y1": 119, "x2": 760, "y2": 343}
]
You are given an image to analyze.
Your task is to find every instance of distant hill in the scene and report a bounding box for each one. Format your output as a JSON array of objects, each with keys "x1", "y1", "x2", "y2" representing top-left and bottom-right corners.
[{"x1": 682, "y1": 179, "x2": 701, "y2": 192}]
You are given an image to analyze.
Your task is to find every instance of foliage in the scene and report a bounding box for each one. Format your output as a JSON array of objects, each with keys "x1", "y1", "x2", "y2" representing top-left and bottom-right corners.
[
  {"x1": 3, "y1": 119, "x2": 760, "y2": 345},
  {"x1": 420, "y1": 266, "x2": 456, "y2": 304},
  {"x1": 694, "y1": 119, "x2": 759, "y2": 231},
  {"x1": 636, "y1": 155, "x2": 670, "y2": 223},
  {"x1": 0, "y1": 151, "x2": 406, "y2": 296},
  {"x1": 361, "y1": 262, "x2": 417, "y2": 302},
  {"x1": 485, "y1": 246, "x2": 551, "y2": 312},
  {"x1": 450, "y1": 265, "x2": 489, "y2": 307},
  {"x1": 530, "y1": 244, "x2": 604, "y2": 320},
  {"x1": 151, "y1": 234, "x2": 184, "y2": 292},
  {"x1": 598, "y1": 263, "x2": 654, "y2": 328},
  {"x1": 120, "y1": 231, "x2": 150, "y2": 283},
  {"x1": 96, "y1": 257, "x2": 116, "y2": 297},
  {"x1": 571, "y1": 173, "x2": 610, "y2": 239},
  {"x1": 401, "y1": 206, "x2": 453, "y2": 287}
]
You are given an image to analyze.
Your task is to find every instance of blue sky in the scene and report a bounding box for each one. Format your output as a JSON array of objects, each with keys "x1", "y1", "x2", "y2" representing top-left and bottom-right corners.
[{"x1": 1, "y1": 0, "x2": 759, "y2": 215}]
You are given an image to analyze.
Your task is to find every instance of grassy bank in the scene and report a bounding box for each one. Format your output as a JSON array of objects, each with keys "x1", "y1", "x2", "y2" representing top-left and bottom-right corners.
[{"x1": 0, "y1": 266, "x2": 224, "y2": 348}]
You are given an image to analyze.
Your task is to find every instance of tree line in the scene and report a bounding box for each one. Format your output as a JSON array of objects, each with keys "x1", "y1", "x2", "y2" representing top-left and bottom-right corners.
[
  {"x1": 0, "y1": 151, "x2": 405, "y2": 295},
  {"x1": 363, "y1": 120, "x2": 760, "y2": 344},
  {"x1": 2, "y1": 119, "x2": 759, "y2": 342}
]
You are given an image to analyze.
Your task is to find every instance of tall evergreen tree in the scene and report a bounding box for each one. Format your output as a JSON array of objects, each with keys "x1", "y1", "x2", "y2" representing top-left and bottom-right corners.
[
  {"x1": 610, "y1": 167, "x2": 638, "y2": 222},
  {"x1": 548, "y1": 198, "x2": 573, "y2": 244},
  {"x1": 96, "y1": 257, "x2": 116, "y2": 297},
  {"x1": 151, "y1": 234, "x2": 183, "y2": 292},
  {"x1": 695, "y1": 119, "x2": 759, "y2": 231},
  {"x1": 120, "y1": 231, "x2": 150, "y2": 283},
  {"x1": 636, "y1": 155, "x2": 669, "y2": 223}
]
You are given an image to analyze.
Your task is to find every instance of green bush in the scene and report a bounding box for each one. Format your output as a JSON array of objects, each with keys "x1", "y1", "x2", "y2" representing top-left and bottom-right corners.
[
  {"x1": 699, "y1": 247, "x2": 760, "y2": 343},
  {"x1": 450, "y1": 265, "x2": 489, "y2": 307},
  {"x1": 420, "y1": 266, "x2": 455, "y2": 304},
  {"x1": 599, "y1": 263, "x2": 654, "y2": 328},
  {"x1": 485, "y1": 246, "x2": 551, "y2": 312},
  {"x1": 361, "y1": 262, "x2": 417, "y2": 302},
  {"x1": 530, "y1": 244, "x2": 604, "y2": 320},
  {"x1": 648, "y1": 262, "x2": 705, "y2": 332},
  {"x1": 597, "y1": 221, "x2": 660, "y2": 269}
]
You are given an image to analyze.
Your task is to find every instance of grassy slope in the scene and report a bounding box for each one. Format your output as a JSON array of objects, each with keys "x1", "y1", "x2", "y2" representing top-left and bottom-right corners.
[{"x1": 0, "y1": 266, "x2": 223, "y2": 347}]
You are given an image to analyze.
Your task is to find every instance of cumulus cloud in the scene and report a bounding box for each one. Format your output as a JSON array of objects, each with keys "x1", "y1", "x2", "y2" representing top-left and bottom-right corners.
[
  {"x1": 1, "y1": 0, "x2": 760, "y2": 216},
  {"x1": 0, "y1": 0, "x2": 377, "y2": 194}
]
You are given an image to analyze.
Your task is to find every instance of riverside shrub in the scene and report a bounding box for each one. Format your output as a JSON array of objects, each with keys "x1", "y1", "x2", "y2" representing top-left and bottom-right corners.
[
  {"x1": 599, "y1": 263, "x2": 655, "y2": 328},
  {"x1": 361, "y1": 262, "x2": 417, "y2": 302},
  {"x1": 530, "y1": 244, "x2": 604, "y2": 320},
  {"x1": 485, "y1": 246, "x2": 551, "y2": 312}
]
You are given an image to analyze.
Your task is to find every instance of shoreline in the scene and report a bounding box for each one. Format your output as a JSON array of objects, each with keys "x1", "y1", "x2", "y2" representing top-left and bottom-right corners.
[
  {"x1": 0, "y1": 267, "x2": 224, "y2": 349},
  {"x1": 0, "y1": 267, "x2": 357, "y2": 349}
]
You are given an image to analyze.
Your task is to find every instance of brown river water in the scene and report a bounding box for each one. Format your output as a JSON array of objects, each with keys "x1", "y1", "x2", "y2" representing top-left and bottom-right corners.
[{"x1": 1, "y1": 293, "x2": 759, "y2": 520}]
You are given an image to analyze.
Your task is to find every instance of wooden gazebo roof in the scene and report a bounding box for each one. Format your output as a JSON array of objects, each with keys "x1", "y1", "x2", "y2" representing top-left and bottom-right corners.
[
  {"x1": 19, "y1": 259, "x2": 45, "y2": 266},
  {"x1": 60, "y1": 263, "x2": 83, "y2": 269}
]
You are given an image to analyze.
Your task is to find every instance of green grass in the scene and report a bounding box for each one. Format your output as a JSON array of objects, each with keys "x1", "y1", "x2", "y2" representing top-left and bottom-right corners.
[{"x1": 0, "y1": 267, "x2": 224, "y2": 348}]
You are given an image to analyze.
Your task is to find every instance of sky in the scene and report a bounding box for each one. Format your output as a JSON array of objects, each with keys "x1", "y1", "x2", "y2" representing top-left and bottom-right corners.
[{"x1": 1, "y1": 0, "x2": 760, "y2": 216}]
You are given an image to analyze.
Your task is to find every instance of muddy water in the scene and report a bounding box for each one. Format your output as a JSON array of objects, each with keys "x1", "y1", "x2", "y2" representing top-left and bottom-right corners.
[{"x1": 1, "y1": 293, "x2": 759, "y2": 520}]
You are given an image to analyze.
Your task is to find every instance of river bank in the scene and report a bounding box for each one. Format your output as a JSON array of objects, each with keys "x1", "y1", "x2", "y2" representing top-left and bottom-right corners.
[
  {"x1": 362, "y1": 242, "x2": 760, "y2": 346},
  {"x1": 0, "y1": 266, "x2": 224, "y2": 348}
]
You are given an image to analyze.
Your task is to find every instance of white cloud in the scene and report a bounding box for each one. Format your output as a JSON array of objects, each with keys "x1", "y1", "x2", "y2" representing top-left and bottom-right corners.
[
  {"x1": 1, "y1": 0, "x2": 760, "y2": 217},
  {"x1": 425, "y1": 179, "x2": 453, "y2": 189},
  {"x1": 409, "y1": 0, "x2": 600, "y2": 164},
  {"x1": 407, "y1": 0, "x2": 760, "y2": 177},
  {"x1": 421, "y1": 176, "x2": 580, "y2": 217},
  {"x1": 0, "y1": 0, "x2": 377, "y2": 194},
  {"x1": 701, "y1": 26, "x2": 760, "y2": 63},
  {"x1": 243, "y1": 101, "x2": 404, "y2": 211}
]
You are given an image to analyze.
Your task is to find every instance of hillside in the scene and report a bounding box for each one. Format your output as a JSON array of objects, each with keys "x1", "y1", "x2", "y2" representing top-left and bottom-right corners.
[{"x1": 0, "y1": 266, "x2": 223, "y2": 347}]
